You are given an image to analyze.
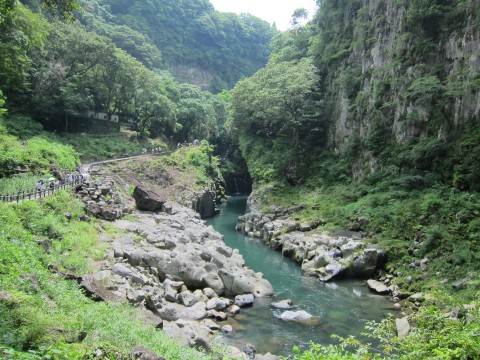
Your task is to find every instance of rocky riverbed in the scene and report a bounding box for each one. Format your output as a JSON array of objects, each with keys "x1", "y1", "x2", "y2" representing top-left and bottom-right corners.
[
  {"x1": 72, "y1": 164, "x2": 278, "y2": 359},
  {"x1": 70, "y1": 160, "x2": 418, "y2": 357}
]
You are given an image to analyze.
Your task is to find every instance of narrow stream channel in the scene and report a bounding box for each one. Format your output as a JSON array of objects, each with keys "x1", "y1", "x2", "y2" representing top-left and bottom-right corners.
[{"x1": 206, "y1": 195, "x2": 397, "y2": 356}]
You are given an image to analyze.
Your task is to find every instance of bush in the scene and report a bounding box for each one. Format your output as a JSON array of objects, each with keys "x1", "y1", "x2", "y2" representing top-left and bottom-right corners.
[
  {"x1": 0, "y1": 118, "x2": 79, "y2": 176},
  {"x1": 293, "y1": 302, "x2": 480, "y2": 359},
  {"x1": 2, "y1": 114, "x2": 44, "y2": 139}
]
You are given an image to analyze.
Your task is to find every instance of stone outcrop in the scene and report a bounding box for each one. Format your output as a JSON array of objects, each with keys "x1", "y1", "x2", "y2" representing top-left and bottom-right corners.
[
  {"x1": 76, "y1": 177, "x2": 125, "y2": 221},
  {"x1": 191, "y1": 187, "x2": 216, "y2": 218},
  {"x1": 236, "y1": 207, "x2": 386, "y2": 282},
  {"x1": 278, "y1": 310, "x2": 319, "y2": 325},
  {"x1": 87, "y1": 201, "x2": 274, "y2": 357},
  {"x1": 367, "y1": 280, "x2": 391, "y2": 295},
  {"x1": 396, "y1": 317, "x2": 411, "y2": 340},
  {"x1": 271, "y1": 299, "x2": 293, "y2": 310},
  {"x1": 235, "y1": 294, "x2": 255, "y2": 307}
]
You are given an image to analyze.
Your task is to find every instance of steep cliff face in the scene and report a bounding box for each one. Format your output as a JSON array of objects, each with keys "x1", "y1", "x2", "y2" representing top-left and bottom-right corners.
[{"x1": 314, "y1": 0, "x2": 480, "y2": 177}]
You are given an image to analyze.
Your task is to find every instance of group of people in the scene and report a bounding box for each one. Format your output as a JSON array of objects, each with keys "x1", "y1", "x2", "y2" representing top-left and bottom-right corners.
[
  {"x1": 141, "y1": 147, "x2": 163, "y2": 155},
  {"x1": 176, "y1": 139, "x2": 200, "y2": 148},
  {"x1": 141, "y1": 140, "x2": 200, "y2": 154},
  {"x1": 35, "y1": 171, "x2": 89, "y2": 192}
]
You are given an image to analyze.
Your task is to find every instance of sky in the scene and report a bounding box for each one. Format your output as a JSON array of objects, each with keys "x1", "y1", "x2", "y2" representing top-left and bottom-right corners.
[{"x1": 209, "y1": 0, "x2": 318, "y2": 31}]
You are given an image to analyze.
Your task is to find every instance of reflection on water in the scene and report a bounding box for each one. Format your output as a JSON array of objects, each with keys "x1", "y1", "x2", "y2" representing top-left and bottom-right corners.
[{"x1": 206, "y1": 195, "x2": 396, "y2": 356}]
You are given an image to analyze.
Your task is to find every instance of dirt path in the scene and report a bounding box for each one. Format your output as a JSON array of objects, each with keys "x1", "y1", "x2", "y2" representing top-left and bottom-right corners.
[
  {"x1": 1, "y1": 153, "x2": 173, "y2": 203},
  {"x1": 81, "y1": 151, "x2": 174, "y2": 173}
]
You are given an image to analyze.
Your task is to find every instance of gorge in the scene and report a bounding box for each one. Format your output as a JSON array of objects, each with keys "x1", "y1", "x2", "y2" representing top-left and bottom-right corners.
[{"x1": 1, "y1": 0, "x2": 480, "y2": 359}]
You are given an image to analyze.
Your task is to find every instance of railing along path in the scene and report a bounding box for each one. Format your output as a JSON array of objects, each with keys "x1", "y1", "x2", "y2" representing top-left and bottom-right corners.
[
  {"x1": 0, "y1": 178, "x2": 84, "y2": 203},
  {"x1": 0, "y1": 150, "x2": 174, "y2": 203}
]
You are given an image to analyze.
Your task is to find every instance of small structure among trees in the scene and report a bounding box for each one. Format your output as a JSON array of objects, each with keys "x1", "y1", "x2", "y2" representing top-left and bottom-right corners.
[{"x1": 85, "y1": 111, "x2": 119, "y2": 123}]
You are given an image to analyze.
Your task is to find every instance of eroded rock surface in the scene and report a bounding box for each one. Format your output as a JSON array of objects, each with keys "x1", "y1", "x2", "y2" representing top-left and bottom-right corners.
[
  {"x1": 278, "y1": 310, "x2": 320, "y2": 325},
  {"x1": 113, "y1": 203, "x2": 273, "y2": 297},
  {"x1": 237, "y1": 208, "x2": 386, "y2": 282}
]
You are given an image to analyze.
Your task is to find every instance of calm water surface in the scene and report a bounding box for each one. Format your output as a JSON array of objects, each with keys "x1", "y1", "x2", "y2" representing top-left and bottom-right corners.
[{"x1": 206, "y1": 195, "x2": 396, "y2": 356}]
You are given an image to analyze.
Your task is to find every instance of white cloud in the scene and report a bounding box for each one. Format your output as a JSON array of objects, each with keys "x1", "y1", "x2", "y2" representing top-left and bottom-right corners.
[{"x1": 209, "y1": 0, "x2": 317, "y2": 31}]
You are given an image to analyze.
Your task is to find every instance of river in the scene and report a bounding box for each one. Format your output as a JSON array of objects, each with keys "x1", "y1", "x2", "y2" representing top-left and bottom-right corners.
[{"x1": 206, "y1": 195, "x2": 396, "y2": 356}]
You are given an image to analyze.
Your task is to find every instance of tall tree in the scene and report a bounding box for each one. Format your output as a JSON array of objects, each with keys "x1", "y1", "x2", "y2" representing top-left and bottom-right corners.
[
  {"x1": 232, "y1": 58, "x2": 321, "y2": 149},
  {"x1": 0, "y1": 3, "x2": 50, "y2": 98},
  {"x1": 31, "y1": 21, "x2": 115, "y2": 128}
]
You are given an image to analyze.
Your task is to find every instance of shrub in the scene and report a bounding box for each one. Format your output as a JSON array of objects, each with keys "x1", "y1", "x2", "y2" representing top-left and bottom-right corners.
[{"x1": 407, "y1": 75, "x2": 445, "y2": 106}]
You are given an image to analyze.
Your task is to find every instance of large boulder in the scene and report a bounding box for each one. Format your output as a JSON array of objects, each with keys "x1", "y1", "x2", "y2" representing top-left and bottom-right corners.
[
  {"x1": 219, "y1": 270, "x2": 273, "y2": 297},
  {"x1": 235, "y1": 294, "x2": 255, "y2": 307},
  {"x1": 318, "y1": 260, "x2": 348, "y2": 282},
  {"x1": 396, "y1": 317, "x2": 411, "y2": 340},
  {"x1": 133, "y1": 185, "x2": 166, "y2": 211},
  {"x1": 112, "y1": 263, "x2": 134, "y2": 278},
  {"x1": 157, "y1": 304, "x2": 180, "y2": 321},
  {"x1": 100, "y1": 203, "x2": 123, "y2": 221},
  {"x1": 348, "y1": 249, "x2": 381, "y2": 278},
  {"x1": 206, "y1": 297, "x2": 231, "y2": 311},
  {"x1": 367, "y1": 280, "x2": 390, "y2": 295},
  {"x1": 271, "y1": 299, "x2": 293, "y2": 310},
  {"x1": 202, "y1": 272, "x2": 225, "y2": 295},
  {"x1": 177, "y1": 291, "x2": 198, "y2": 307},
  {"x1": 176, "y1": 301, "x2": 208, "y2": 320}
]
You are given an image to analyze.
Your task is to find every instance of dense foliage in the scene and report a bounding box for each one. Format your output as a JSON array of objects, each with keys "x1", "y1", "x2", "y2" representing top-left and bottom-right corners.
[
  {"x1": 2, "y1": 0, "x2": 480, "y2": 358},
  {"x1": 0, "y1": 115, "x2": 79, "y2": 177},
  {"x1": 89, "y1": 0, "x2": 277, "y2": 90},
  {"x1": 232, "y1": 57, "x2": 323, "y2": 184},
  {"x1": 292, "y1": 301, "x2": 480, "y2": 359},
  {"x1": 0, "y1": 4, "x2": 230, "y2": 142}
]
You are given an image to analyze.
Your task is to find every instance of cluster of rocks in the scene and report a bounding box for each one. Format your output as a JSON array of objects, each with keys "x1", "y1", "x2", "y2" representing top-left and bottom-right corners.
[
  {"x1": 86, "y1": 201, "x2": 276, "y2": 357},
  {"x1": 76, "y1": 177, "x2": 125, "y2": 221},
  {"x1": 113, "y1": 203, "x2": 273, "y2": 297},
  {"x1": 366, "y1": 276, "x2": 425, "y2": 313},
  {"x1": 90, "y1": 259, "x2": 256, "y2": 352},
  {"x1": 236, "y1": 210, "x2": 386, "y2": 282},
  {"x1": 133, "y1": 183, "x2": 219, "y2": 219}
]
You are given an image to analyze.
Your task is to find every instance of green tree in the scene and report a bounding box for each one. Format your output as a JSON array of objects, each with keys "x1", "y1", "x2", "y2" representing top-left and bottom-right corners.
[
  {"x1": 130, "y1": 70, "x2": 177, "y2": 137},
  {"x1": 31, "y1": 21, "x2": 114, "y2": 129},
  {"x1": 232, "y1": 58, "x2": 320, "y2": 149},
  {"x1": 0, "y1": 3, "x2": 51, "y2": 97},
  {"x1": 291, "y1": 7, "x2": 309, "y2": 27},
  {"x1": 39, "y1": 0, "x2": 79, "y2": 18},
  {"x1": 175, "y1": 83, "x2": 226, "y2": 142}
]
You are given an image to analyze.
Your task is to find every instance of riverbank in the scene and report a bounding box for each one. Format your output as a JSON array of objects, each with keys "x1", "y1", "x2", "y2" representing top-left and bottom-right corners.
[{"x1": 207, "y1": 195, "x2": 396, "y2": 356}]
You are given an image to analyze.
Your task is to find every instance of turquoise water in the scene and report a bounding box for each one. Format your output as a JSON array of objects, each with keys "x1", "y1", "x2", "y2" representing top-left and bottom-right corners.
[{"x1": 206, "y1": 195, "x2": 396, "y2": 356}]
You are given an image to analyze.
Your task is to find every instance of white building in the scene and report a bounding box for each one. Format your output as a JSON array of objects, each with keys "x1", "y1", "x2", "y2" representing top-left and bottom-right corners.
[{"x1": 86, "y1": 110, "x2": 119, "y2": 123}]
